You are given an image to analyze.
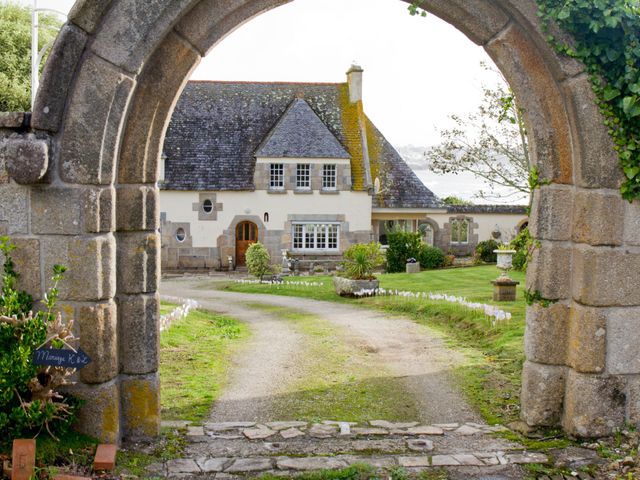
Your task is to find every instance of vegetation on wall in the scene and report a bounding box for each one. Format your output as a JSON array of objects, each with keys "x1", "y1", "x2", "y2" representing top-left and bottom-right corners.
[{"x1": 536, "y1": 0, "x2": 640, "y2": 201}]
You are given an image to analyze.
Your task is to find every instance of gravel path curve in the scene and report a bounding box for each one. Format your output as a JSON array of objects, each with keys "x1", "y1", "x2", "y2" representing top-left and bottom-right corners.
[{"x1": 162, "y1": 277, "x2": 481, "y2": 424}]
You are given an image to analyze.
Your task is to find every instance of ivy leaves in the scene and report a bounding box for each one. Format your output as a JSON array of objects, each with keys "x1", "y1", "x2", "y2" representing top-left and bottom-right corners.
[{"x1": 537, "y1": 0, "x2": 640, "y2": 200}]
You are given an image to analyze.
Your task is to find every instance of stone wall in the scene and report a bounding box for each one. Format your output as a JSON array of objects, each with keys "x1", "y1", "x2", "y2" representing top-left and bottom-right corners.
[{"x1": 0, "y1": 0, "x2": 638, "y2": 443}]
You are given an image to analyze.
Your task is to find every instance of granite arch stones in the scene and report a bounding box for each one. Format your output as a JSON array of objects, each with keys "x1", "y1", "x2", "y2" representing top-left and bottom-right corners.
[{"x1": 0, "y1": 0, "x2": 637, "y2": 441}]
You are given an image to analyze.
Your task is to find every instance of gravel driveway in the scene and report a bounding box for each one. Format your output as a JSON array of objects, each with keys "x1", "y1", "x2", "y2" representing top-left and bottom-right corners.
[{"x1": 161, "y1": 277, "x2": 481, "y2": 424}]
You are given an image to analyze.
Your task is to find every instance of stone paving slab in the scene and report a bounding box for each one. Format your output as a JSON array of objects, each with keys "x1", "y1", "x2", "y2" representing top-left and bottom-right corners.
[
  {"x1": 152, "y1": 419, "x2": 571, "y2": 478},
  {"x1": 161, "y1": 451, "x2": 550, "y2": 475}
]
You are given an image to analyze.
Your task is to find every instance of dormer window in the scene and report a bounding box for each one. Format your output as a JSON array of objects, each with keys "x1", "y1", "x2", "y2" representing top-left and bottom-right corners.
[
  {"x1": 269, "y1": 163, "x2": 284, "y2": 189},
  {"x1": 296, "y1": 164, "x2": 310, "y2": 189}
]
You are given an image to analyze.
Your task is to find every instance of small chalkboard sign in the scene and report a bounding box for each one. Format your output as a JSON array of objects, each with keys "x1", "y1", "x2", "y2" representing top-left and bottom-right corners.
[{"x1": 33, "y1": 348, "x2": 92, "y2": 369}]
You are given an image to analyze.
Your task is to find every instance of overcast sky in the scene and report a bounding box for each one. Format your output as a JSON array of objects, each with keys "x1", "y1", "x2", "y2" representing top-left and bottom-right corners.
[{"x1": 20, "y1": 0, "x2": 525, "y2": 203}]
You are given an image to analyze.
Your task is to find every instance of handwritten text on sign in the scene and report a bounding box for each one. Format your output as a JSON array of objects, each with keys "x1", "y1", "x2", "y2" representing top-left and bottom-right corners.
[{"x1": 33, "y1": 348, "x2": 92, "y2": 369}]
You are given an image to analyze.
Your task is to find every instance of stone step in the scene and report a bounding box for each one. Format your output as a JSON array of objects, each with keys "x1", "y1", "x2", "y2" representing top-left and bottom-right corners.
[
  {"x1": 156, "y1": 451, "x2": 549, "y2": 477},
  {"x1": 163, "y1": 420, "x2": 508, "y2": 441}
]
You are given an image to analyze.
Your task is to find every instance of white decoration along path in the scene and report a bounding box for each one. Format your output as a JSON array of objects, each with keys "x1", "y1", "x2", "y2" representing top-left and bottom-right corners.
[
  {"x1": 234, "y1": 280, "x2": 513, "y2": 324},
  {"x1": 159, "y1": 296, "x2": 200, "y2": 331}
]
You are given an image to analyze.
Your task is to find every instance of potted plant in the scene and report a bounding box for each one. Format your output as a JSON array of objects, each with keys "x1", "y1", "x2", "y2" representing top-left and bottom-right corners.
[{"x1": 333, "y1": 242, "x2": 384, "y2": 297}]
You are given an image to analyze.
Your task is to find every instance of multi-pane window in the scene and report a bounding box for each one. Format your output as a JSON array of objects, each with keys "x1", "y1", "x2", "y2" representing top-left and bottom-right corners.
[
  {"x1": 450, "y1": 219, "x2": 469, "y2": 244},
  {"x1": 296, "y1": 164, "x2": 311, "y2": 189},
  {"x1": 269, "y1": 163, "x2": 284, "y2": 189},
  {"x1": 292, "y1": 223, "x2": 339, "y2": 251},
  {"x1": 322, "y1": 164, "x2": 337, "y2": 190}
]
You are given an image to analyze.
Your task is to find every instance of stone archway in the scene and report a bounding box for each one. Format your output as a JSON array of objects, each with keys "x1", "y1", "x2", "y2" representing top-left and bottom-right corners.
[{"x1": 1, "y1": 0, "x2": 638, "y2": 442}]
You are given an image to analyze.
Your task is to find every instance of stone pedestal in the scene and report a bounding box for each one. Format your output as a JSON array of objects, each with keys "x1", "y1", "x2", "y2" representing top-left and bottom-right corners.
[
  {"x1": 406, "y1": 262, "x2": 420, "y2": 274},
  {"x1": 491, "y1": 278, "x2": 520, "y2": 301}
]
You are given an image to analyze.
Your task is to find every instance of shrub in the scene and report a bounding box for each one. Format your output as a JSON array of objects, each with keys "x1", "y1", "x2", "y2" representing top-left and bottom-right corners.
[
  {"x1": 0, "y1": 237, "x2": 81, "y2": 444},
  {"x1": 418, "y1": 245, "x2": 445, "y2": 269},
  {"x1": 245, "y1": 242, "x2": 272, "y2": 279},
  {"x1": 510, "y1": 227, "x2": 533, "y2": 272},
  {"x1": 443, "y1": 254, "x2": 455, "y2": 268},
  {"x1": 342, "y1": 242, "x2": 384, "y2": 280},
  {"x1": 475, "y1": 239, "x2": 499, "y2": 263},
  {"x1": 386, "y1": 231, "x2": 422, "y2": 273}
]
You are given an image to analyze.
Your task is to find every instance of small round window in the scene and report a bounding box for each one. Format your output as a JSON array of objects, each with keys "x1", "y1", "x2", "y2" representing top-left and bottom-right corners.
[
  {"x1": 175, "y1": 228, "x2": 186, "y2": 242},
  {"x1": 202, "y1": 199, "x2": 213, "y2": 213}
]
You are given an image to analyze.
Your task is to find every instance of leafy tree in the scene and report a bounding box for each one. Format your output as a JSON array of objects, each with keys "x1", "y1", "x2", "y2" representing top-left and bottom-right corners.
[
  {"x1": 441, "y1": 196, "x2": 473, "y2": 206},
  {"x1": 426, "y1": 65, "x2": 530, "y2": 203},
  {"x1": 245, "y1": 242, "x2": 272, "y2": 279},
  {"x1": 0, "y1": 2, "x2": 61, "y2": 112}
]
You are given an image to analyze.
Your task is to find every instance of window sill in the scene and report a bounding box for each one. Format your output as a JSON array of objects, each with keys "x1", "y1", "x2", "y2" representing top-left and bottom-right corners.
[
  {"x1": 291, "y1": 250, "x2": 340, "y2": 255},
  {"x1": 267, "y1": 189, "x2": 287, "y2": 194},
  {"x1": 293, "y1": 189, "x2": 313, "y2": 194},
  {"x1": 319, "y1": 189, "x2": 339, "y2": 195}
]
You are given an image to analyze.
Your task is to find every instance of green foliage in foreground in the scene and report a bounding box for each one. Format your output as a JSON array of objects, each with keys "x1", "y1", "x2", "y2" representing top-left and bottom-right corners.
[
  {"x1": 0, "y1": 237, "x2": 80, "y2": 445},
  {"x1": 227, "y1": 266, "x2": 527, "y2": 424},
  {"x1": 537, "y1": 0, "x2": 640, "y2": 201},
  {"x1": 0, "y1": 2, "x2": 61, "y2": 111},
  {"x1": 160, "y1": 308, "x2": 249, "y2": 421}
]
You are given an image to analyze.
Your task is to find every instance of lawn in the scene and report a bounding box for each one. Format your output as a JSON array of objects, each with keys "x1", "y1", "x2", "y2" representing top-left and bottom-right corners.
[
  {"x1": 226, "y1": 265, "x2": 528, "y2": 425},
  {"x1": 159, "y1": 307, "x2": 250, "y2": 422}
]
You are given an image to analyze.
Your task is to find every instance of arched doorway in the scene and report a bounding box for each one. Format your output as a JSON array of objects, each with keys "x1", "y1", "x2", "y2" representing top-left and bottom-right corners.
[
  {"x1": 235, "y1": 221, "x2": 258, "y2": 266},
  {"x1": 1, "y1": 0, "x2": 635, "y2": 442}
]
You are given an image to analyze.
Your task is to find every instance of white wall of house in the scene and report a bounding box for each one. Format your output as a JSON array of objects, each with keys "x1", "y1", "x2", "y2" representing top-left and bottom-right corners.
[
  {"x1": 428, "y1": 212, "x2": 527, "y2": 243},
  {"x1": 160, "y1": 189, "x2": 373, "y2": 249}
]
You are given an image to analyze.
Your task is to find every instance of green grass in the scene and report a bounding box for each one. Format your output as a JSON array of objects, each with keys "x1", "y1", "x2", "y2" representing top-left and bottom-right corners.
[
  {"x1": 247, "y1": 302, "x2": 421, "y2": 422},
  {"x1": 226, "y1": 266, "x2": 527, "y2": 425},
  {"x1": 259, "y1": 464, "x2": 450, "y2": 480},
  {"x1": 160, "y1": 301, "x2": 179, "y2": 315},
  {"x1": 116, "y1": 427, "x2": 187, "y2": 476},
  {"x1": 160, "y1": 308, "x2": 250, "y2": 422}
]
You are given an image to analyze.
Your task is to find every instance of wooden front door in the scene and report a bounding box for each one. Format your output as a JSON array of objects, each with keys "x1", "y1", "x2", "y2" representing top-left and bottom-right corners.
[{"x1": 236, "y1": 221, "x2": 258, "y2": 266}]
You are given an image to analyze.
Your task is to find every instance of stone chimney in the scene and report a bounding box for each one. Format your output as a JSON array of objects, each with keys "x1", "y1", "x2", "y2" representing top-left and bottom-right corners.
[{"x1": 346, "y1": 64, "x2": 363, "y2": 103}]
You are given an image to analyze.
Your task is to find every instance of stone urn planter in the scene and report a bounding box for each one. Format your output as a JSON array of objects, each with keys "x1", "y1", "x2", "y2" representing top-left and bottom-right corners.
[
  {"x1": 494, "y1": 249, "x2": 516, "y2": 277},
  {"x1": 492, "y1": 249, "x2": 519, "y2": 301},
  {"x1": 333, "y1": 276, "x2": 379, "y2": 297}
]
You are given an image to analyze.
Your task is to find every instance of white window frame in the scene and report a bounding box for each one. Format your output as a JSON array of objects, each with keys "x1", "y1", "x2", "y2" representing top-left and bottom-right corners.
[
  {"x1": 269, "y1": 163, "x2": 285, "y2": 190},
  {"x1": 296, "y1": 164, "x2": 311, "y2": 190},
  {"x1": 291, "y1": 222, "x2": 340, "y2": 252},
  {"x1": 322, "y1": 164, "x2": 337, "y2": 190}
]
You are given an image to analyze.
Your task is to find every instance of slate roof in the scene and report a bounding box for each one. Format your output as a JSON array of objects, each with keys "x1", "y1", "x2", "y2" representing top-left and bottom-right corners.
[
  {"x1": 255, "y1": 98, "x2": 350, "y2": 159},
  {"x1": 447, "y1": 205, "x2": 528, "y2": 215},
  {"x1": 162, "y1": 80, "x2": 440, "y2": 209}
]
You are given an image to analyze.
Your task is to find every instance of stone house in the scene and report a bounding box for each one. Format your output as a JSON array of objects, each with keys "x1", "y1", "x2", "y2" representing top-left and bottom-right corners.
[{"x1": 160, "y1": 66, "x2": 527, "y2": 270}]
